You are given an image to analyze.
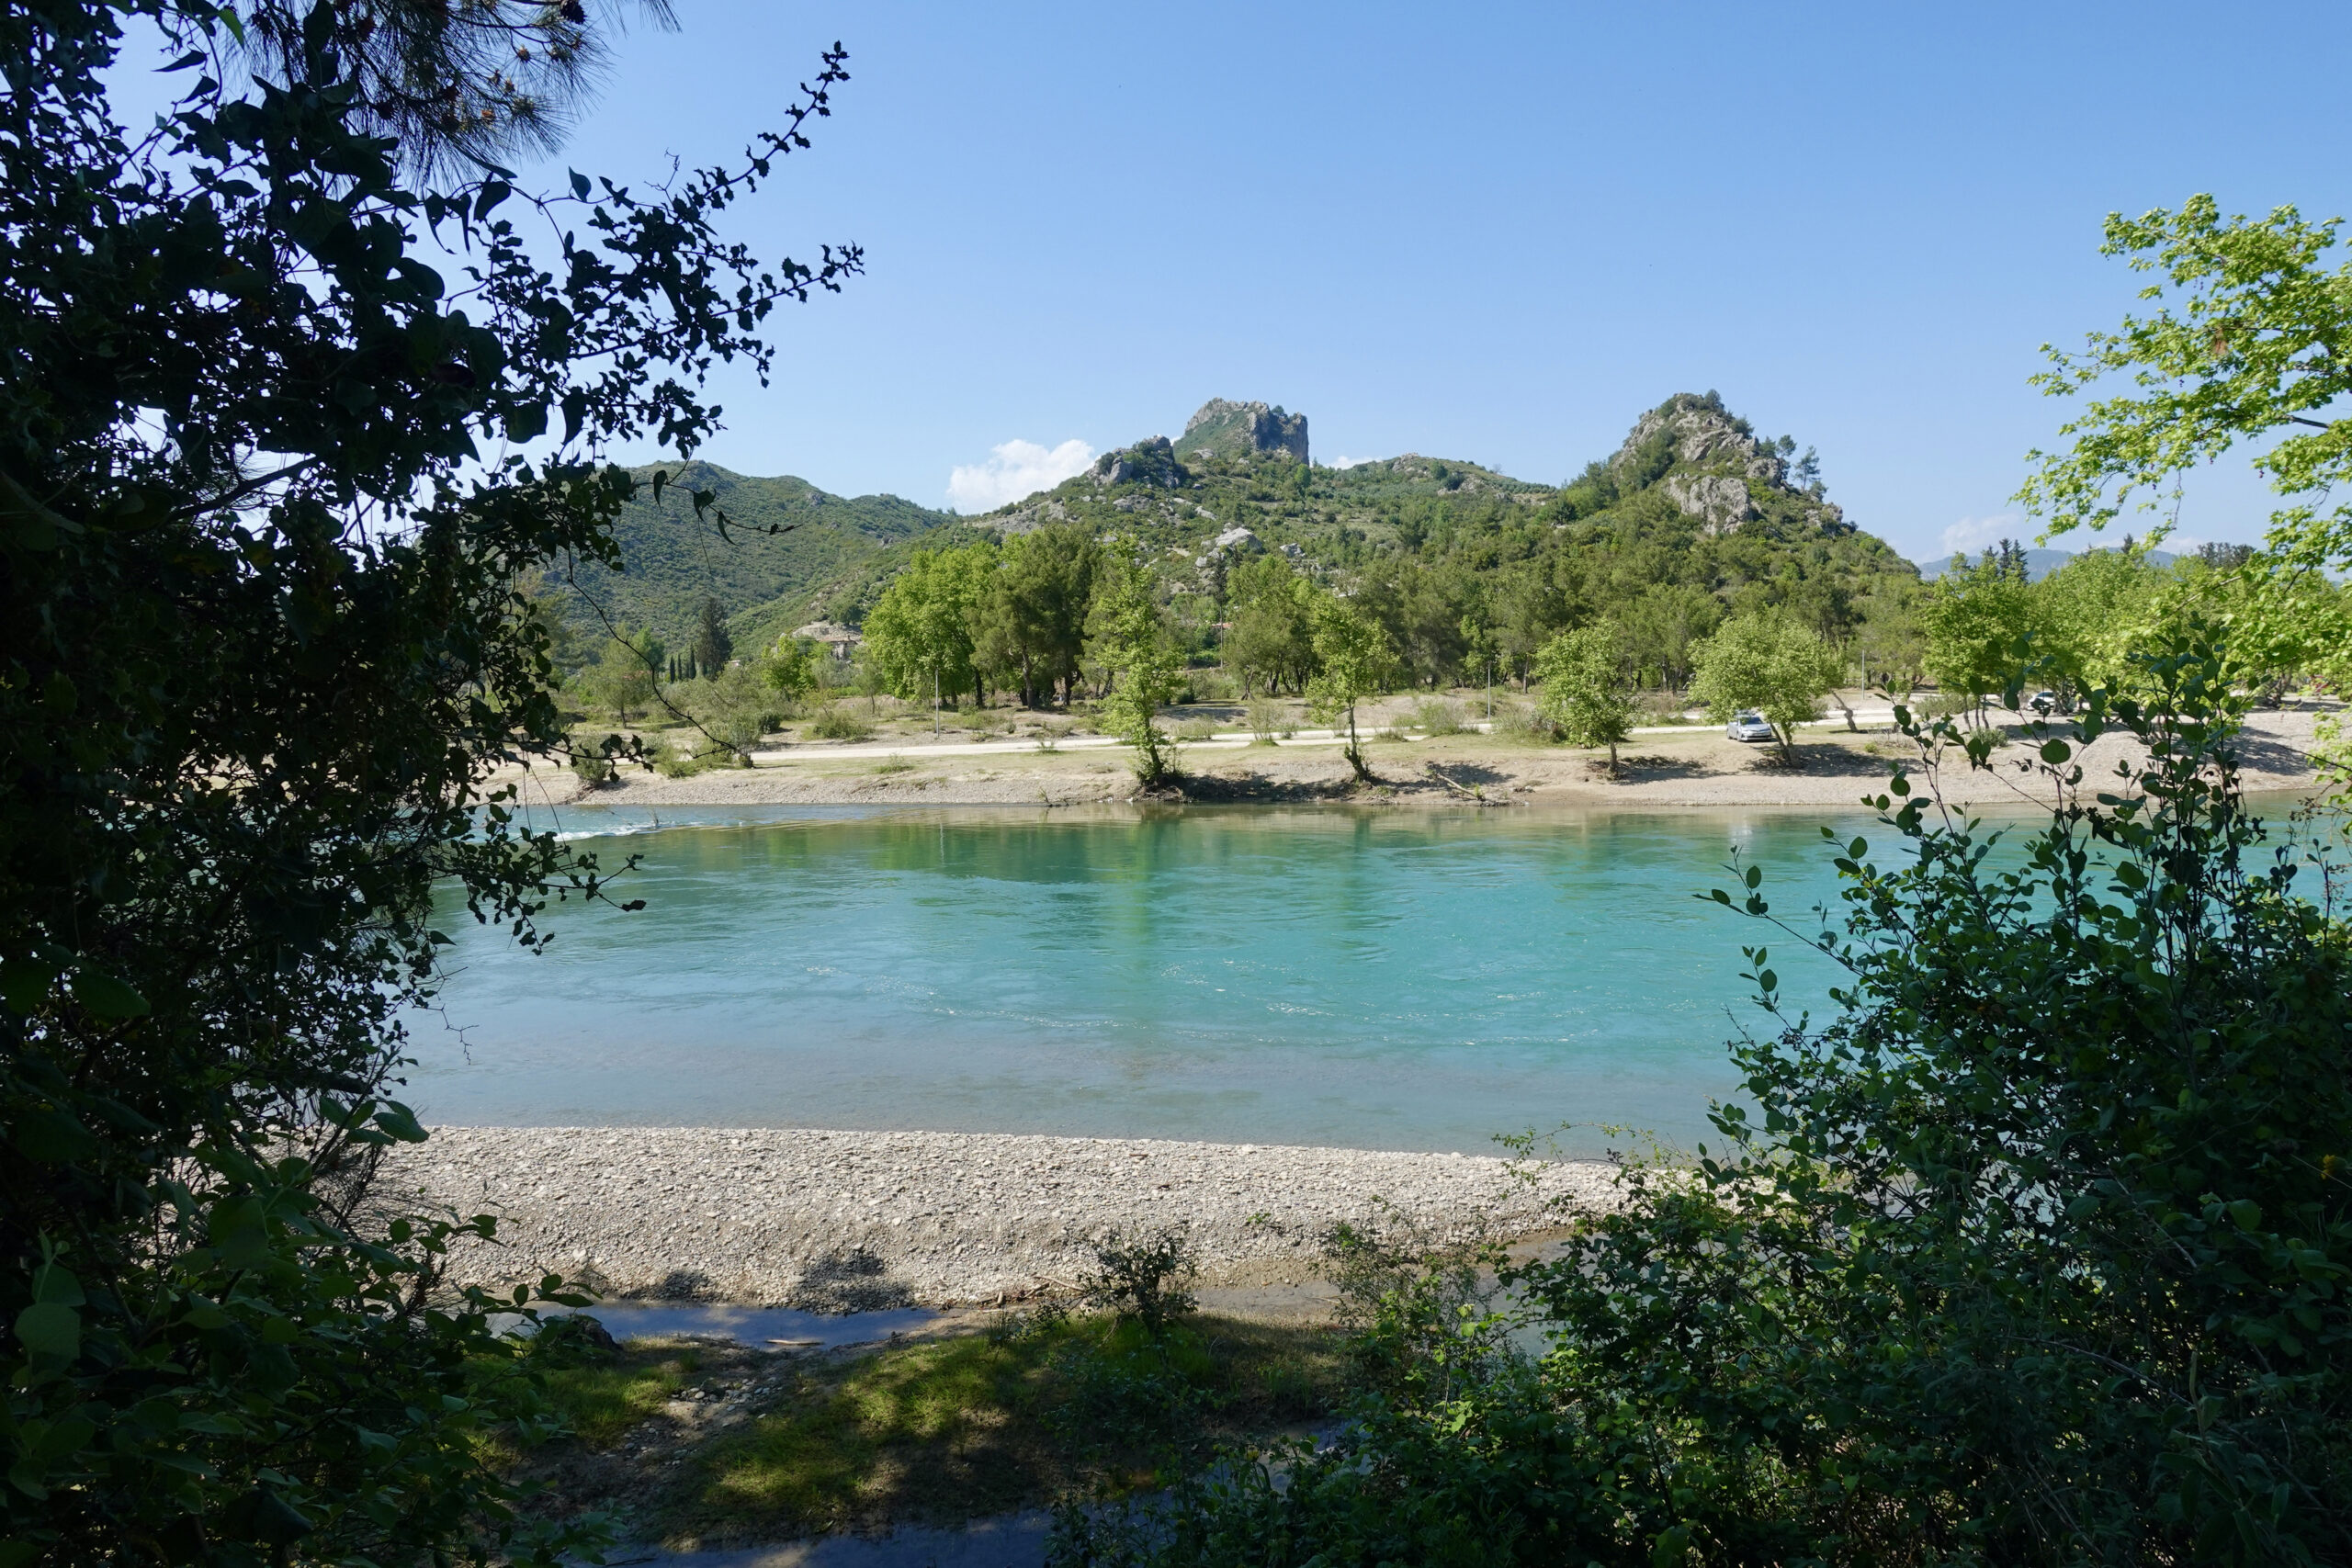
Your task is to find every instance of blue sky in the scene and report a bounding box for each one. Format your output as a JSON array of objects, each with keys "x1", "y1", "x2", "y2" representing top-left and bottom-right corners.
[{"x1": 152, "y1": 3, "x2": 2352, "y2": 564}]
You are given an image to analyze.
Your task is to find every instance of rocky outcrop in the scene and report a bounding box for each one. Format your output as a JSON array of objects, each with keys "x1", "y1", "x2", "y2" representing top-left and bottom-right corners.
[
  {"x1": 1611, "y1": 392, "x2": 1845, "y2": 538},
  {"x1": 1612, "y1": 393, "x2": 1766, "y2": 475},
  {"x1": 991, "y1": 498, "x2": 1069, "y2": 536},
  {"x1": 1090, "y1": 434, "x2": 1188, "y2": 489},
  {"x1": 1181, "y1": 399, "x2": 1310, "y2": 466},
  {"x1": 1189, "y1": 525, "x2": 1261, "y2": 594},
  {"x1": 1661, "y1": 473, "x2": 1757, "y2": 535}
]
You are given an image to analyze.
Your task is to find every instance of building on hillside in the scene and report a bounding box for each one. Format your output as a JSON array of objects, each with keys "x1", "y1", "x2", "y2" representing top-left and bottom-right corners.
[{"x1": 794, "y1": 621, "x2": 862, "y2": 660}]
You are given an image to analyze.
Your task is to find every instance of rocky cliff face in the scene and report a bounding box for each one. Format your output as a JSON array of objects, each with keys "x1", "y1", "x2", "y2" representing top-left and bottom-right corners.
[
  {"x1": 1609, "y1": 392, "x2": 1847, "y2": 537},
  {"x1": 1089, "y1": 434, "x2": 1188, "y2": 489},
  {"x1": 1180, "y1": 398, "x2": 1310, "y2": 466}
]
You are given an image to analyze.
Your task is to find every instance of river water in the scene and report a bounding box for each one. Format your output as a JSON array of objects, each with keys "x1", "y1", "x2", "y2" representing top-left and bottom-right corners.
[{"x1": 411, "y1": 802, "x2": 1897, "y2": 1155}]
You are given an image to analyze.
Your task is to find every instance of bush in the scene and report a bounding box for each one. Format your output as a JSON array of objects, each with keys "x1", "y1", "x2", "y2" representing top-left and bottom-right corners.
[
  {"x1": 1080, "y1": 1226, "x2": 1199, "y2": 1346},
  {"x1": 1173, "y1": 716, "x2": 1217, "y2": 742},
  {"x1": 1182, "y1": 669, "x2": 1238, "y2": 704},
  {"x1": 648, "y1": 735, "x2": 706, "y2": 778},
  {"x1": 1244, "y1": 697, "x2": 1288, "y2": 743},
  {"x1": 808, "y1": 704, "x2": 874, "y2": 741},
  {"x1": 1411, "y1": 697, "x2": 1468, "y2": 736},
  {"x1": 1493, "y1": 698, "x2": 1558, "y2": 741},
  {"x1": 1635, "y1": 689, "x2": 1693, "y2": 723},
  {"x1": 570, "y1": 736, "x2": 622, "y2": 787}
]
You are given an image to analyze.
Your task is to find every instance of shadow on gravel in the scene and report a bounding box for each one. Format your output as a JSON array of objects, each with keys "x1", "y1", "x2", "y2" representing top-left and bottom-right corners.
[{"x1": 797, "y1": 1249, "x2": 916, "y2": 1314}]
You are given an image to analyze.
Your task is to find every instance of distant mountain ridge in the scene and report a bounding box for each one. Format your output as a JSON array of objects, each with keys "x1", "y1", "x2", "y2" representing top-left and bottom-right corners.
[
  {"x1": 1923, "y1": 545, "x2": 2176, "y2": 583},
  {"x1": 537, "y1": 460, "x2": 957, "y2": 660}
]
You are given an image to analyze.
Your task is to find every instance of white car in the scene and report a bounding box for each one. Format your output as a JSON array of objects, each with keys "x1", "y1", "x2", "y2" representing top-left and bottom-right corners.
[{"x1": 1725, "y1": 710, "x2": 1776, "y2": 743}]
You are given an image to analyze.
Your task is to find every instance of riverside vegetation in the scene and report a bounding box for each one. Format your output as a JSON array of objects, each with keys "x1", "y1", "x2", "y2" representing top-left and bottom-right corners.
[
  {"x1": 555, "y1": 387, "x2": 2351, "y2": 787},
  {"x1": 9, "y1": 0, "x2": 2352, "y2": 1559}
]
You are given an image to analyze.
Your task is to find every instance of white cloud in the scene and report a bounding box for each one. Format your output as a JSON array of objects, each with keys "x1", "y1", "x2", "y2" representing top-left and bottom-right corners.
[
  {"x1": 1939, "y1": 512, "x2": 2024, "y2": 558},
  {"x1": 1327, "y1": 455, "x2": 1369, "y2": 470},
  {"x1": 945, "y1": 438, "x2": 1094, "y2": 513}
]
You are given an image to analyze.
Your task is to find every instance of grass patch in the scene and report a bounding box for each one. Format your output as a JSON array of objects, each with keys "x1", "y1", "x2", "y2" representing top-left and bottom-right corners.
[
  {"x1": 539, "y1": 1345, "x2": 705, "y2": 1449},
  {"x1": 682, "y1": 1314, "x2": 1345, "y2": 1537},
  {"x1": 514, "y1": 1314, "x2": 1350, "y2": 1547},
  {"x1": 872, "y1": 756, "x2": 915, "y2": 775}
]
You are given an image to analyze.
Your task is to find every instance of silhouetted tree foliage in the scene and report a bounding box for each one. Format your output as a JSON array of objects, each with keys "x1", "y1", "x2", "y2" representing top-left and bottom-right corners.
[
  {"x1": 0, "y1": 1, "x2": 855, "y2": 1561},
  {"x1": 1060, "y1": 642, "x2": 2352, "y2": 1565}
]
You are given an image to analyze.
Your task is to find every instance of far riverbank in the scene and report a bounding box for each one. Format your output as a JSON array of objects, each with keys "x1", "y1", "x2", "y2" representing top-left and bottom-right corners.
[{"x1": 493, "y1": 707, "x2": 2327, "y2": 812}]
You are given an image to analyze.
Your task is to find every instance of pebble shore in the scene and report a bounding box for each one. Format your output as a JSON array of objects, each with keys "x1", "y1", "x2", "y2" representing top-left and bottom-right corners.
[{"x1": 387, "y1": 1126, "x2": 1619, "y2": 1310}]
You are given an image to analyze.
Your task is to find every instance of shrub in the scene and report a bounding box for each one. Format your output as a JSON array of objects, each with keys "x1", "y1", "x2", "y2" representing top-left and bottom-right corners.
[
  {"x1": 1173, "y1": 716, "x2": 1217, "y2": 742},
  {"x1": 1494, "y1": 698, "x2": 1558, "y2": 741},
  {"x1": 1411, "y1": 697, "x2": 1468, "y2": 736},
  {"x1": 808, "y1": 704, "x2": 873, "y2": 741},
  {"x1": 1182, "y1": 669, "x2": 1238, "y2": 704},
  {"x1": 1080, "y1": 1226, "x2": 1199, "y2": 1346},
  {"x1": 570, "y1": 736, "x2": 622, "y2": 787},
  {"x1": 647, "y1": 735, "x2": 704, "y2": 778},
  {"x1": 1245, "y1": 697, "x2": 1287, "y2": 743}
]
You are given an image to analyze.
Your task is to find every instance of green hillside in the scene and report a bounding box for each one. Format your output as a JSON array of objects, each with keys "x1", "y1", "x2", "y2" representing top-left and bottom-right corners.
[
  {"x1": 534, "y1": 459, "x2": 958, "y2": 660},
  {"x1": 955, "y1": 391, "x2": 1922, "y2": 687},
  {"x1": 549, "y1": 393, "x2": 1927, "y2": 691}
]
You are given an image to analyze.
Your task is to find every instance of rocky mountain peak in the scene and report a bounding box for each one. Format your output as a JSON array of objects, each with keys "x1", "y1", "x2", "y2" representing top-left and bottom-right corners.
[
  {"x1": 1606, "y1": 391, "x2": 1844, "y2": 538},
  {"x1": 1180, "y1": 399, "x2": 1309, "y2": 466}
]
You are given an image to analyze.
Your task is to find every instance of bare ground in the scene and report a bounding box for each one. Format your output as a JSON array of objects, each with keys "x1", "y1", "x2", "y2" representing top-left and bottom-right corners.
[
  {"x1": 386, "y1": 1126, "x2": 1614, "y2": 1310},
  {"x1": 493, "y1": 706, "x2": 2328, "y2": 813}
]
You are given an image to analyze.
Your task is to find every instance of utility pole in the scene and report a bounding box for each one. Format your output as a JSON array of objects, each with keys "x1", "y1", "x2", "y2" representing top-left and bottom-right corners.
[{"x1": 933, "y1": 665, "x2": 940, "y2": 738}]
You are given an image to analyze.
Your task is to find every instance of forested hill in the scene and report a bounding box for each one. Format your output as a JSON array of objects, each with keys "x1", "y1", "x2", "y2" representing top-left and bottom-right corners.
[
  {"x1": 546, "y1": 393, "x2": 1926, "y2": 688},
  {"x1": 535, "y1": 459, "x2": 959, "y2": 660},
  {"x1": 952, "y1": 391, "x2": 1922, "y2": 684}
]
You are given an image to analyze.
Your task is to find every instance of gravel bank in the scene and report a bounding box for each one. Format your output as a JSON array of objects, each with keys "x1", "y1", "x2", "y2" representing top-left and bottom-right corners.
[
  {"x1": 387, "y1": 1126, "x2": 1618, "y2": 1310},
  {"x1": 494, "y1": 709, "x2": 2324, "y2": 812}
]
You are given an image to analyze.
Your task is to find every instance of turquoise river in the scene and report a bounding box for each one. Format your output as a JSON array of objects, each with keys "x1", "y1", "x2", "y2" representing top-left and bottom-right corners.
[{"x1": 413, "y1": 803, "x2": 1913, "y2": 1156}]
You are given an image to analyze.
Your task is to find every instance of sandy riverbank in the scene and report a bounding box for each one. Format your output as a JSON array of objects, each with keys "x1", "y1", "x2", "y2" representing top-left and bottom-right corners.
[
  {"x1": 492, "y1": 707, "x2": 2327, "y2": 812},
  {"x1": 385, "y1": 1126, "x2": 1617, "y2": 1310}
]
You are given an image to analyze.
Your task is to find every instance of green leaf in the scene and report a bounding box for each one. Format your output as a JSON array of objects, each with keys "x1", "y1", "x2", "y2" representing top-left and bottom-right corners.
[
  {"x1": 72, "y1": 970, "x2": 148, "y2": 1019},
  {"x1": 0, "y1": 959, "x2": 52, "y2": 1013},
  {"x1": 15, "y1": 1302, "x2": 79, "y2": 1359},
  {"x1": 13, "y1": 1107, "x2": 97, "y2": 1165},
  {"x1": 31, "y1": 1263, "x2": 83, "y2": 1307},
  {"x1": 569, "y1": 168, "x2": 591, "y2": 200},
  {"x1": 2228, "y1": 1199, "x2": 2264, "y2": 1231},
  {"x1": 372, "y1": 1101, "x2": 427, "y2": 1144},
  {"x1": 2041, "y1": 739, "x2": 2073, "y2": 763}
]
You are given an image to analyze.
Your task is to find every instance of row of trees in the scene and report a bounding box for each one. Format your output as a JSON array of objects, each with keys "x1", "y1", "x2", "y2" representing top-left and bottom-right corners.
[
  {"x1": 861, "y1": 525, "x2": 1102, "y2": 710},
  {"x1": 1922, "y1": 538, "x2": 2351, "y2": 716}
]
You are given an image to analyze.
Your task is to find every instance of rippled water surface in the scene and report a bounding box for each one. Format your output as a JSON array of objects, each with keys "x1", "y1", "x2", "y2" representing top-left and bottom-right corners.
[{"x1": 413, "y1": 803, "x2": 1894, "y2": 1154}]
